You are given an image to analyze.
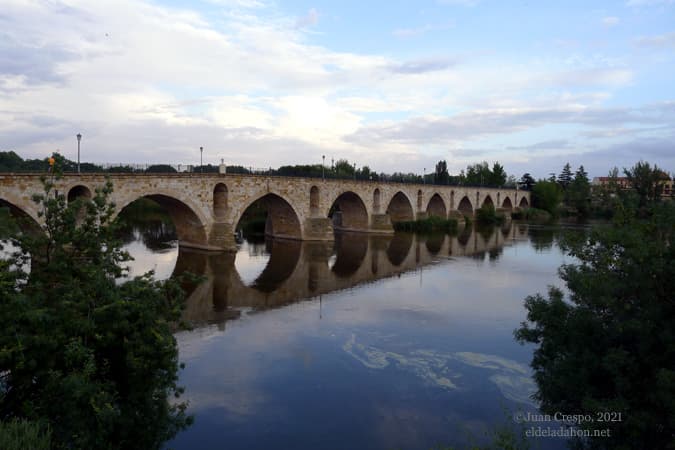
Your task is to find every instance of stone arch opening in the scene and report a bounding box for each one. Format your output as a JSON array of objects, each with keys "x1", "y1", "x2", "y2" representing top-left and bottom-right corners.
[
  {"x1": 373, "y1": 188, "x2": 381, "y2": 213},
  {"x1": 117, "y1": 195, "x2": 207, "y2": 248},
  {"x1": 426, "y1": 193, "x2": 447, "y2": 218},
  {"x1": 329, "y1": 191, "x2": 368, "y2": 231},
  {"x1": 310, "y1": 186, "x2": 320, "y2": 217},
  {"x1": 236, "y1": 193, "x2": 302, "y2": 240},
  {"x1": 386, "y1": 192, "x2": 414, "y2": 223},
  {"x1": 417, "y1": 190, "x2": 423, "y2": 211},
  {"x1": 482, "y1": 195, "x2": 494, "y2": 209},
  {"x1": 0, "y1": 199, "x2": 42, "y2": 237},
  {"x1": 67, "y1": 185, "x2": 92, "y2": 203},
  {"x1": 502, "y1": 197, "x2": 513, "y2": 210},
  {"x1": 457, "y1": 196, "x2": 473, "y2": 215},
  {"x1": 519, "y1": 197, "x2": 529, "y2": 208},
  {"x1": 213, "y1": 183, "x2": 228, "y2": 219}
]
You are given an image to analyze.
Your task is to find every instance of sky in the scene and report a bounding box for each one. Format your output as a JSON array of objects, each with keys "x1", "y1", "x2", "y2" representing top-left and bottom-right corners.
[{"x1": 1, "y1": 0, "x2": 674, "y2": 178}]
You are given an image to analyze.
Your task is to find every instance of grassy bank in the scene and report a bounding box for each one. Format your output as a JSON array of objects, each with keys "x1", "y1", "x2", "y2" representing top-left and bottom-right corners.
[{"x1": 393, "y1": 216, "x2": 458, "y2": 233}]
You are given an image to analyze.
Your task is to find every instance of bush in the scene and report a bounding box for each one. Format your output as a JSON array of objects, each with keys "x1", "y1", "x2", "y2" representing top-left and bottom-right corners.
[
  {"x1": 0, "y1": 420, "x2": 51, "y2": 450},
  {"x1": 392, "y1": 216, "x2": 458, "y2": 233},
  {"x1": 475, "y1": 204, "x2": 505, "y2": 225},
  {"x1": 511, "y1": 207, "x2": 551, "y2": 222},
  {"x1": 0, "y1": 177, "x2": 192, "y2": 449}
]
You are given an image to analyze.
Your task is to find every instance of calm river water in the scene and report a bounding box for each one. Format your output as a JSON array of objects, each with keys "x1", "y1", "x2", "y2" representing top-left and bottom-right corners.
[{"x1": 119, "y1": 219, "x2": 574, "y2": 450}]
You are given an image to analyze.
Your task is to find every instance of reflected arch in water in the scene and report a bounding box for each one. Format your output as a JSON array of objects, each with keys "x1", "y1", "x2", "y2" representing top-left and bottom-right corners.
[
  {"x1": 213, "y1": 183, "x2": 228, "y2": 219},
  {"x1": 386, "y1": 232, "x2": 413, "y2": 266},
  {"x1": 116, "y1": 194, "x2": 207, "y2": 247},
  {"x1": 250, "y1": 239, "x2": 302, "y2": 292},
  {"x1": 502, "y1": 197, "x2": 513, "y2": 210},
  {"x1": 426, "y1": 193, "x2": 447, "y2": 218},
  {"x1": 424, "y1": 233, "x2": 444, "y2": 255},
  {"x1": 331, "y1": 232, "x2": 368, "y2": 278},
  {"x1": 386, "y1": 191, "x2": 414, "y2": 223},
  {"x1": 457, "y1": 195, "x2": 473, "y2": 216},
  {"x1": 328, "y1": 191, "x2": 369, "y2": 231}
]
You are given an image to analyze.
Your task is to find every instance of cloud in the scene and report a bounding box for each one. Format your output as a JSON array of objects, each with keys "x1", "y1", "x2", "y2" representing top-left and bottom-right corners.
[
  {"x1": 295, "y1": 8, "x2": 319, "y2": 29},
  {"x1": 385, "y1": 57, "x2": 457, "y2": 74},
  {"x1": 626, "y1": 0, "x2": 674, "y2": 6},
  {"x1": 507, "y1": 139, "x2": 572, "y2": 151},
  {"x1": 635, "y1": 31, "x2": 675, "y2": 48},
  {"x1": 437, "y1": 0, "x2": 480, "y2": 6},
  {"x1": 392, "y1": 21, "x2": 454, "y2": 38},
  {"x1": 601, "y1": 16, "x2": 620, "y2": 26}
]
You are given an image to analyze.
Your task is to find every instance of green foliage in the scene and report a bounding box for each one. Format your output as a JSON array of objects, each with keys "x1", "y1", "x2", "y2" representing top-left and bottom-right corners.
[
  {"x1": 531, "y1": 180, "x2": 561, "y2": 215},
  {"x1": 623, "y1": 160, "x2": 666, "y2": 207},
  {"x1": 475, "y1": 204, "x2": 506, "y2": 225},
  {"x1": 392, "y1": 216, "x2": 458, "y2": 233},
  {"x1": 515, "y1": 202, "x2": 675, "y2": 450},
  {"x1": 567, "y1": 165, "x2": 591, "y2": 216},
  {"x1": 463, "y1": 161, "x2": 508, "y2": 187},
  {"x1": 0, "y1": 419, "x2": 51, "y2": 450},
  {"x1": 435, "y1": 160, "x2": 450, "y2": 184},
  {"x1": 0, "y1": 177, "x2": 192, "y2": 449},
  {"x1": 145, "y1": 164, "x2": 178, "y2": 173},
  {"x1": 519, "y1": 173, "x2": 535, "y2": 191},
  {"x1": 557, "y1": 163, "x2": 573, "y2": 191}
]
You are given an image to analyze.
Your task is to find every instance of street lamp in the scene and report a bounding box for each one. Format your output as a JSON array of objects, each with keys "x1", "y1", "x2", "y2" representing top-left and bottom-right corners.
[
  {"x1": 76, "y1": 133, "x2": 82, "y2": 173},
  {"x1": 200, "y1": 146, "x2": 203, "y2": 173},
  {"x1": 322, "y1": 155, "x2": 325, "y2": 181}
]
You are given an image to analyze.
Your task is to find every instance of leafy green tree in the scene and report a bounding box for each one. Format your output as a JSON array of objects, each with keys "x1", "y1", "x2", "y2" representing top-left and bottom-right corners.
[
  {"x1": 516, "y1": 202, "x2": 675, "y2": 450},
  {"x1": 531, "y1": 180, "x2": 561, "y2": 215},
  {"x1": 519, "y1": 173, "x2": 535, "y2": 191},
  {"x1": 145, "y1": 164, "x2": 178, "y2": 173},
  {"x1": 0, "y1": 177, "x2": 191, "y2": 449},
  {"x1": 434, "y1": 160, "x2": 450, "y2": 185},
  {"x1": 623, "y1": 161, "x2": 664, "y2": 207},
  {"x1": 490, "y1": 162, "x2": 507, "y2": 187}
]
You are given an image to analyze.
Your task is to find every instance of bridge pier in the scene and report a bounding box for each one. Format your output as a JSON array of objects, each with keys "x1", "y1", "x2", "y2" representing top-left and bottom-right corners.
[
  {"x1": 303, "y1": 217, "x2": 334, "y2": 241},
  {"x1": 370, "y1": 213, "x2": 394, "y2": 234}
]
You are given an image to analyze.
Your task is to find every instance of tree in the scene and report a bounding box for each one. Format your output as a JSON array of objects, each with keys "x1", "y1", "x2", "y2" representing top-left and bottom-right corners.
[
  {"x1": 490, "y1": 162, "x2": 507, "y2": 187},
  {"x1": 568, "y1": 165, "x2": 591, "y2": 216},
  {"x1": 557, "y1": 163, "x2": 573, "y2": 191},
  {"x1": 623, "y1": 161, "x2": 664, "y2": 207},
  {"x1": 0, "y1": 176, "x2": 192, "y2": 449},
  {"x1": 519, "y1": 173, "x2": 535, "y2": 191},
  {"x1": 434, "y1": 160, "x2": 449, "y2": 185},
  {"x1": 515, "y1": 202, "x2": 675, "y2": 450},
  {"x1": 531, "y1": 179, "x2": 561, "y2": 215}
]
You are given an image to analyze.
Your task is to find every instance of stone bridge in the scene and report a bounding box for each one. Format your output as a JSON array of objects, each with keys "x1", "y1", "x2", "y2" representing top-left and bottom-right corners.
[{"x1": 0, "y1": 173, "x2": 529, "y2": 251}]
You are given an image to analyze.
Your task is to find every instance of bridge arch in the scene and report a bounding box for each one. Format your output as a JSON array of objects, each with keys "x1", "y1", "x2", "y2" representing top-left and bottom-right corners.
[
  {"x1": 502, "y1": 196, "x2": 513, "y2": 210},
  {"x1": 457, "y1": 195, "x2": 473, "y2": 215},
  {"x1": 373, "y1": 188, "x2": 381, "y2": 213},
  {"x1": 426, "y1": 193, "x2": 447, "y2": 218},
  {"x1": 67, "y1": 185, "x2": 92, "y2": 203},
  {"x1": 386, "y1": 232, "x2": 413, "y2": 266},
  {"x1": 328, "y1": 191, "x2": 368, "y2": 231},
  {"x1": 0, "y1": 198, "x2": 42, "y2": 236},
  {"x1": 236, "y1": 193, "x2": 303, "y2": 240},
  {"x1": 519, "y1": 197, "x2": 529, "y2": 208},
  {"x1": 213, "y1": 183, "x2": 228, "y2": 219},
  {"x1": 386, "y1": 191, "x2": 414, "y2": 222},
  {"x1": 482, "y1": 195, "x2": 494, "y2": 209},
  {"x1": 115, "y1": 193, "x2": 209, "y2": 248},
  {"x1": 310, "y1": 186, "x2": 320, "y2": 217}
]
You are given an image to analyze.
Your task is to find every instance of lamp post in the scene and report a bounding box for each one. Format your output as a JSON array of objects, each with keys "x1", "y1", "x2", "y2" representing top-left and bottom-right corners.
[
  {"x1": 76, "y1": 133, "x2": 82, "y2": 173},
  {"x1": 322, "y1": 155, "x2": 325, "y2": 181},
  {"x1": 200, "y1": 146, "x2": 203, "y2": 173}
]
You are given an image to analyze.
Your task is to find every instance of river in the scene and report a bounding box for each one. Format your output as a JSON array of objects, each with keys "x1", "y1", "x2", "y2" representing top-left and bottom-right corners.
[{"x1": 116, "y1": 213, "x2": 575, "y2": 450}]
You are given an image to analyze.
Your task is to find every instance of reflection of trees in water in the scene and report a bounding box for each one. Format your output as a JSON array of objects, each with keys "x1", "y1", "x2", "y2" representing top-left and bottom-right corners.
[
  {"x1": 252, "y1": 240, "x2": 302, "y2": 292},
  {"x1": 332, "y1": 233, "x2": 368, "y2": 278},
  {"x1": 457, "y1": 226, "x2": 473, "y2": 247},
  {"x1": 528, "y1": 226, "x2": 558, "y2": 252}
]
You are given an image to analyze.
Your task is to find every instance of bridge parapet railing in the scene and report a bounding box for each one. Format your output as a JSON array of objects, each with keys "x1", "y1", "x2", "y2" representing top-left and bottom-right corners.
[{"x1": 1, "y1": 163, "x2": 524, "y2": 189}]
